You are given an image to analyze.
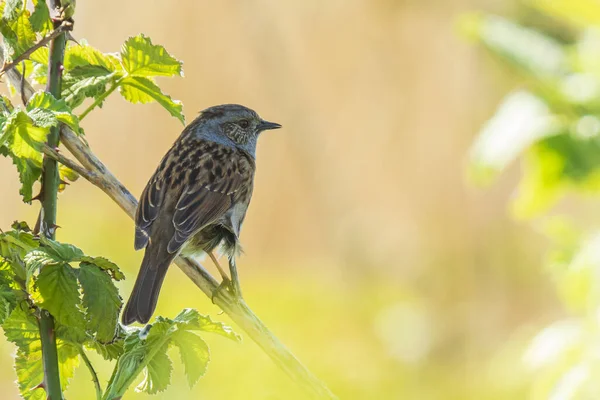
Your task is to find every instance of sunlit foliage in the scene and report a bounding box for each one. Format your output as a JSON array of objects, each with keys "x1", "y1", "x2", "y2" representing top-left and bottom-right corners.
[{"x1": 465, "y1": 2, "x2": 600, "y2": 398}]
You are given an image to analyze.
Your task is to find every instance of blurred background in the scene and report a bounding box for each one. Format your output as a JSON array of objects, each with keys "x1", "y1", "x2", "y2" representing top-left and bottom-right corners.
[{"x1": 3, "y1": 0, "x2": 600, "y2": 399}]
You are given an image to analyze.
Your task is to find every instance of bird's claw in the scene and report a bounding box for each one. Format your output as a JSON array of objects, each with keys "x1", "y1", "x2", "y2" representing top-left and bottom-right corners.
[
  {"x1": 211, "y1": 277, "x2": 243, "y2": 304},
  {"x1": 211, "y1": 278, "x2": 229, "y2": 303}
]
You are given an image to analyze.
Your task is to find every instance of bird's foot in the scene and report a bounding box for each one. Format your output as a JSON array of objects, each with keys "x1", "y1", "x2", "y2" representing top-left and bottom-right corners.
[
  {"x1": 211, "y1": 277, "x2": 230, "y2": 303},
  {"x1": 211, "y1": 277, "x2": 243, "y2": 304}
]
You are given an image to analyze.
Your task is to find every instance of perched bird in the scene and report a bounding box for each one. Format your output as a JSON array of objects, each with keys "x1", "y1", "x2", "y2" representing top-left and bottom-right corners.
[{"x1": 122, "y1": 104, "x2": 281, "y2": 325}]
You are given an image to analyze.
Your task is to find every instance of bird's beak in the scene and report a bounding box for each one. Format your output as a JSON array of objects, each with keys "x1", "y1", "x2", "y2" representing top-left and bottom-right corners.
[{"x1": 258, "y1": 120, "x2": 282, "y2": 131}]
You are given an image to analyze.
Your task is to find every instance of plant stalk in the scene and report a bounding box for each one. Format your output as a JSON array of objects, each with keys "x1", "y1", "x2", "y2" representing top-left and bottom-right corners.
[
  {"x1": 38, "y1": 4, "x2": 69, "y2": 398},
  {"x1": 79, "y1": 346, "x2": 103, "y2": 400},
  {"x1": 78, "y1": 79, "x2": 121, "y2": 121},
  {"x1": 38, "y1": 310, "x2": 61, "y2": 396}
]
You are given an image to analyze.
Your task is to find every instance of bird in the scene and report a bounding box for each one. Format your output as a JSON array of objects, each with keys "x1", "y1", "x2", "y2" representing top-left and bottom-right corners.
[{"x1": 122, "y1": 104, "x2": 281, "y2": 325}]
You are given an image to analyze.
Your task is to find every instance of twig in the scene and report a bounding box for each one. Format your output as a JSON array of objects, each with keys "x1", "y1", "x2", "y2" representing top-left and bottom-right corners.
[
  {"x1": 78, "y1": 346, "x2": 102, "y2": 400},
  {"x1": 0, "y1": 21, "x2": 72, "y2": 77},
  {"x1": 41, "y1": 144, "x2": 98, "y2": 183},
  {"x1": 78, "y1": 79, "x2": 122, "y2": 121},
  {"x1": 4, "y1": 55, "x2": 338, "y2": 400},
  {"x1": 19, "y1": 61, "x2": 26, "y2": 105}
]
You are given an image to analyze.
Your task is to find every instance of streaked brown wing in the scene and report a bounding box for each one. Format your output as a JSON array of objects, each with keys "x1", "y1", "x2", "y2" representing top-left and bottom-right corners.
[
  {"x1": 134, "y1": 139, "x2": 253, "y2": 254},
  {"x1": 135, "y1": 169, "x2": 166, "y2": 250},
  {"x1": 166, "y1": 152, "x2": 252, "y2": 253}
]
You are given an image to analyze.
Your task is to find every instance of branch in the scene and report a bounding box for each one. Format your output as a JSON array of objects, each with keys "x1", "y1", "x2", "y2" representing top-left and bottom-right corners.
[
  {"x1": 0, "y1": 21, "x2": 72, "y2": 77},
  {"x1": 38, "y1": 309, "x2": 61, "y2": 399},
  {"x1": 0, "y1": 48, "x2": 35, "y2": 101},
  {"x1": 41, "y1": 143, "x2": 99, "y2": 183},
  {"x1": 4, "y1": 58, "x2": 338, "y2": 400},
  {"x1": 37, "y1": 9, "x2": 69, "y2": 399}
]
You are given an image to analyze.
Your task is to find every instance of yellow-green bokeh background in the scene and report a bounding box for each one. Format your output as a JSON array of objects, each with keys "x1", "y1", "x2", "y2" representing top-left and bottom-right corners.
[{"x1": 0, "y1": 0, "x2": 565, "y2": 399}]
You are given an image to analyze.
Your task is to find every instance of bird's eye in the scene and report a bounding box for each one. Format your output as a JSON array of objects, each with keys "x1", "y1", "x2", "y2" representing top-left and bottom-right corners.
[{"x1": 239, "y1": 120, "x2": 250, "y2": 129}]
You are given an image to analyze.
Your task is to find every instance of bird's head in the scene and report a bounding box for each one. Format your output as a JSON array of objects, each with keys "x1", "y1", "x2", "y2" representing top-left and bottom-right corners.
[{"x1": 193, "y1": 104, "x2": 281, "y2": 156}]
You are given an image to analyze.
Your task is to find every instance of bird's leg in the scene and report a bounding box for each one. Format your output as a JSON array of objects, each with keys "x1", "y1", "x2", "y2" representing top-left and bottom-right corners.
[
  {"x1": 208, "y1": 251, "x2": 230, "y2": 303},
  {"x1": 228, "y1": 256, "x2": 243, "y2": 299},
  {"x1": 208, "y1": 251, "x2": 229, "y2": 282},
  {"x1": 207, "y1": 251, "x2": 243, "y2": 302}
]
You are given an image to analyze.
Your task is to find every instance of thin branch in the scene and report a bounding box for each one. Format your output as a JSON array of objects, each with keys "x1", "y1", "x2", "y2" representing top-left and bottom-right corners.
[
  {"x1": 0, "y1": 21, "x2": 73, "y2": 78},
  {"x1": 41, "y1": 143, "x2": 98, "y2": 184},
  {"x1": 78, "y1": 346, "x2": 102, "y2": 400},
  {"x1": 19, "y1": 62, "x2": 26, "y2": 105},
  {"x1": 4, "y1": 56, "x2": 338, "y2": 400}
]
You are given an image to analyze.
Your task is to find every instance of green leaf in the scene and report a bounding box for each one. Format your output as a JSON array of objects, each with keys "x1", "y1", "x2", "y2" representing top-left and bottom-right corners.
[
  {"x1": 38, "y1": 236, "x2": 84, "y2": 262},
  {"x1": 460, "y1": 13, "x2": 567, "y2": 79},
  {"x1": 2, "y1": 305, "x2": 82, "y2": 400},
  {"x1": 10, "y1": 11, "x2": 36, "y2": 55},
  {"x1": 530, "y1": 0, "x2": 600, "y2": 28},
  {"x1": 512, "y1": 133, "x2": 600, "y2": 217},
  {"x1": 30, "y1": 0, "x2": 51, "y2": 34},
  {"x1": 29, "y1": 46, "x2": 48, "y2": 64},
  {"x1": 62, "y1": 66, "x2": 119, "y2": 109},
  {"x1": 64, "y1": 43, "x2": 122, "y2": 71},
  {"x1": 80, "y1": 255, "x2": 125, "y2": 280},
  {"x1": 78, "y1": 262, "x2": 122, "y2": 342},
  {"x1": 0, "y1": 304, "x2": 79, "y2": 400},
  {"x1": 0, "y1": 110, "x2": 47, "y2": 202},
  {"x1": 11, "y1": 156, "x2": 41, "y2": 202},
  {"x1": 556, "y1": 232, "x2": 600, "y2": 313},
  {"x1": 0, "y1": 282, "x2": 16, "y2": 324},
  {"x1": 136, "y1": 343, "x2": 172, "y2": 394},
  {"x1": 178, "y1": 308, "x2": 241, "y2": 342},
  {"x1": 120, "y1": 76, "x2": 184, "y2": 124},
  {"x1": 0, "y1": 227, "x2": 38, "y2": 278},
  {"x1": 2, "y1": 0, "x2": 22, "y2": 21},
  {"x1": 14, "y1": 349, "x2": 45, "y2": 400},
  {"x1": 58, "y1": 342, "x2": 80, "y2": 391},
  {"x1": 14, "y1": 340, "x2": 80, "y2": 400},
  {"x1": 0, "y1": 226, "x2": 38, "y2": 255},
  {"x1": 23, "y1": 238, "x2": 124, "y2": 342},
  {"x1": 34, "y1": 264, "x2": 87, "y2": 341},
  {"x1": 103, "y1": 332, "x2": 149, "y2": 399},
  {"x1": 104, "y1": 308, "x2": 234, "y2": 398},
  {"x1": 86, "y1": 336, "x2": 124, "y2": 361},
  {"x1": 10, "y1": 123, "x2": 46, "y2": 160},
  {"x1": 0, "y1": 94, "x2": 14, "y2": 113},
  {"x1": 59, "y1": 164, "x2": 79, "y2": 183},
  {"x1": 2, "y1": 303, "x2": 39, "y2": 353},
  {"x1": 0, "y1": 8, "x2": 19, "y2": 61},
  {"x1": 121, "y1": 34, "x2": 183, "y2": 77},
  {"x1": 24, "y1": 248, "x2": 60, "y2": 285},
  {"x1": 0, "y1": 296, "x2": 13, "y2": 325},
  {"x1": 58, "y1": 163, "x2": 79, "y2": 192},
  {"x1": 2, "y1": 110, "x2": 48, "y2": 161},
  {"x1": 196, "y1": 313, "x2": 241, "y2": 341},
  {"x1": 26, "y1": 108, "x2": 57, "y2": 128},
  {"x1": 11, "y1": 221, "x2": 32, "y2": 232},
  {"x1": 29, "y1": 63, "x2": 48, "y2": 87},
  {"x1": 468, "y1": 91, "x2": 563, "y2": 185},
  {"x1": 172, "y1": 330, "x2": 210, "y2": 387},
  {"x1": 26, "y1": 92, "x2": 81, "y2": 133}
]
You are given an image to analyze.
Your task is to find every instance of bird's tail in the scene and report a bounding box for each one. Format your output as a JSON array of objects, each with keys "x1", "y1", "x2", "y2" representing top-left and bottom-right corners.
[{"x1": 122, "y1": 242, "x2": 175, "y2": 325}]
